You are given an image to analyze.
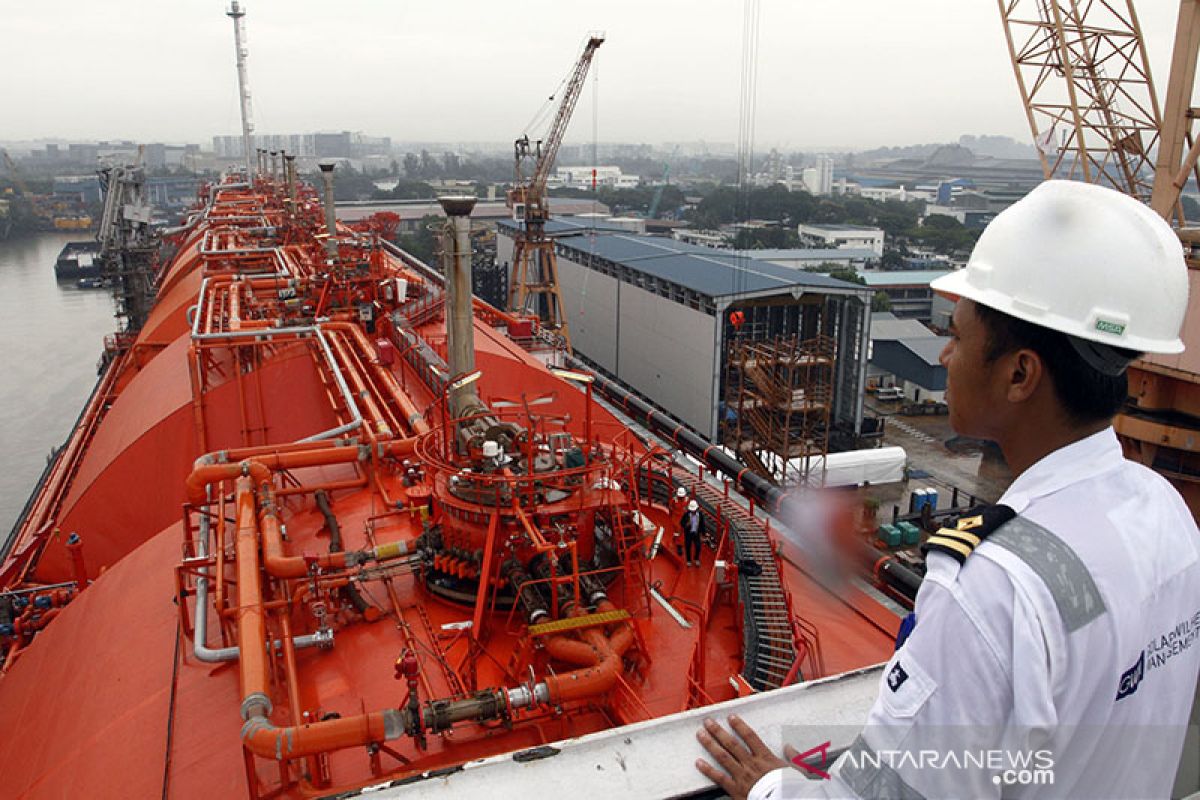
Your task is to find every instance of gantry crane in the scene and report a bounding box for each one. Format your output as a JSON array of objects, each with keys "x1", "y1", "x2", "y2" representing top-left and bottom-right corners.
[
  {"x1": 507, "y1": 34, "x2": 605, "y2": 353},
  {"x1": 999, "y1": 1, "x2": 1200, "y2": 514}
]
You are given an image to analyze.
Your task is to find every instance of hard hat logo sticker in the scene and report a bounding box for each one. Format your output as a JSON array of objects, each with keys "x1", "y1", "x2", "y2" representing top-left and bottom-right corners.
[{"x1": 1095, "y1": 319, "x2": 1126, "y2": 336}]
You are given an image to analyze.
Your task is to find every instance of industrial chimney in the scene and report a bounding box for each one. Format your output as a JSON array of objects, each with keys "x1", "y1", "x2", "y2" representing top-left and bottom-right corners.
[
  {"x1": 283, "y1": 153, "x2": 297, "y2": 215},
  {"x1": 438, "y1": 195, "x2": 483, "y2": 419},
  {"x1": 318, "y1": 162, "x2": 337, "y2": 259}
]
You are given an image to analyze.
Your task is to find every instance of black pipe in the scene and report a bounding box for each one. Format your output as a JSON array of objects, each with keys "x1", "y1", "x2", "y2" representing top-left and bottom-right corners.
[
  {"x1": 315, "y1": 490, "x2": 372, "y2": 614},
  {"x1": 569, "y1": 357, "x2": 787, "y2": 510},
  {"x1": 315, "y1": 490, "x2": 342, "y2": 551},
  {"x1": 573, "y1": 358, "x2": 923, "y2": 602},
  {"x1": 503, "y1": 560, "x2": 549, "y2": 624}
]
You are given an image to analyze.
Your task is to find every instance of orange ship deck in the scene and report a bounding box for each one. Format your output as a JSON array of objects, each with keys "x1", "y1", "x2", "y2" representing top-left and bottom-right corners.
[{"x1": 0, "y1": 177, "x2": 898, "y2": 798}]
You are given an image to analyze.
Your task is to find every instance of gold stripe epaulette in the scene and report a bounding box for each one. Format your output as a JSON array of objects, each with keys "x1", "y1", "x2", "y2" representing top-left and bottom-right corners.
[{"x1": 921, "y1": 504, "x2": 1016, "y2": 565}]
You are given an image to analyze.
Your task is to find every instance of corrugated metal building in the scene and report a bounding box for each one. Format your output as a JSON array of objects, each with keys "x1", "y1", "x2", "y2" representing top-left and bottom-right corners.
[
  {"x1": 869, "y1": 312, "x2": 948, "y2": 402},
  {"x1": 497, "y1": 218, "x2": 874, "y2": 441}
]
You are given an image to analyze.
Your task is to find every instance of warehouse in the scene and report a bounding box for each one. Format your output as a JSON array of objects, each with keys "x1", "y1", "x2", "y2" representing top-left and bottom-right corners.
[{"x1": 496, "y1": 219, "x2": 875, "y2": 470}]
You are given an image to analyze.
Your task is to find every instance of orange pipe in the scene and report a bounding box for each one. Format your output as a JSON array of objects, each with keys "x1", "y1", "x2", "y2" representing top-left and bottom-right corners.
[
  {"x1": 232, "y1": 478, "x2": 404, "y2": 761},
  {"x1": 541, "y1": 601, "x2": 635, "y2": 705},
  {"x1": 229, "y1": 282, "x2": 242, "y2": 331},
  {"x1": 234, "y1": 476, "x2": 270, "y2": 707},
  {"x1": 543, "y1": 635, "x2": 598, "y2": 667},
  {"x1": 241, "y1": 709, "x2": 400, "y2": 760},
  {"x1": 324, "y1": 330, "x2": 395, "y2": 438},
  {"x1": 257, "y1": 490, "x2": 350, "y2": 579},
  {"x1": 186, "y1": 447, "x2": 360, "y2": 505},
  {"x1": 187, "y1": 344, "x2": 209, "y2": 451},
  {"x1": 276, "y1": 475, "x2": 369, "y2": 498},
  {"x1": 543, "y1": 628, "x2": 620, "y2": 705},
  {"x1": 326, "y1": 322, "x2": 430, "y2": 435}
]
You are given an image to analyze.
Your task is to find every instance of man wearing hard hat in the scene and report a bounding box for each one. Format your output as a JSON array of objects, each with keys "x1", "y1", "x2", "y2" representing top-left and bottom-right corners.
[
  {"x1": 696, "y1": 181, "x2": 1200, "y2": 798},
  {"x1": 682, "y1": 498, "x2": 705, "y2": 568},
  {"x1": 671, "y1": 485, "x2": 690, "y2": 558}
]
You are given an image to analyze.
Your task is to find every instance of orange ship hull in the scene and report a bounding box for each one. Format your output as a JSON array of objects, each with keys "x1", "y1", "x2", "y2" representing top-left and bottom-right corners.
[{"x1": 0, "y1": 177, "x2": 898, "y2": 798}]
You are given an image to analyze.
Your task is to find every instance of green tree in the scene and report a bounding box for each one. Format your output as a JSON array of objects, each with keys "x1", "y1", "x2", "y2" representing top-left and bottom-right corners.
[
  {"x1": 732, "y1": 226, "x2": 799, "y2": 250},
  {"x1": 387, "y1": 180, "x2": 436, "y2": 200},
  {"x1": 403, "y1": 153, "x2": 420, "y2": 179},
  {"x1": 906, "y1": 214, "x2": 977, "y2": 255},
  {"x1": 329, "y1": 163, "x2": 381, "y2": 201},
  {"x1": 872, "y1": 291, "x2": 892, "y2": 312},
  {"x1": 396, "y1": 215, "x2": 442, "y2": 265},
  {"x1": 419, "y1": 150, "x2": 436, "y2": 179},
  {"x1": 827, "y1": 268, "x2": 866, "y2": 285}
]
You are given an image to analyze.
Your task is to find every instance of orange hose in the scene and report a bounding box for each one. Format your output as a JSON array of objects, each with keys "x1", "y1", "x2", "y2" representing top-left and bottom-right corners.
[{"x1": 541, "y1": 601, "x2": 635, "y2": 705}]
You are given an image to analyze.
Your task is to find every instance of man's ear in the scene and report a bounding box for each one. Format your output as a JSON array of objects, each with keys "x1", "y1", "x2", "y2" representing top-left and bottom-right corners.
[{"x1": 1006, "y1": 349, "x2": 1043, "y2": 403}]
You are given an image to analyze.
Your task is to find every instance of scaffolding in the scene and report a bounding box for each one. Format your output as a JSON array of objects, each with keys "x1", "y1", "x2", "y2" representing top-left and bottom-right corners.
[{"x1": 722, "y1": 334, "x2": 835, "y2": 487}]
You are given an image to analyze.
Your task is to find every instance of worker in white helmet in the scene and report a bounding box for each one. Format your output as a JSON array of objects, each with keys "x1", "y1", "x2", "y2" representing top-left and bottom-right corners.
[
  {"x1": 696, "y1": 181, "x2": 1200, "y2": 799},
  {"x1": 672, "y1": 485, "x2": 689, "y2": 558},
  {"x1": 681, "y1": 499, "x2": 705, "y2": 568}
]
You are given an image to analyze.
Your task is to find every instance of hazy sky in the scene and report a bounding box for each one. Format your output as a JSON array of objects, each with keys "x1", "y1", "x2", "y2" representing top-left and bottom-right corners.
[{"x1": 1, "y1": 1, "x2": 1190, "y2": 150}]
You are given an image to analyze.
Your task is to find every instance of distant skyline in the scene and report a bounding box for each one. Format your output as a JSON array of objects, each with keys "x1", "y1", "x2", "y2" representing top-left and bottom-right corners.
[{"x1": 2, "y1": 2, "x2": 1191, "y2": 151}]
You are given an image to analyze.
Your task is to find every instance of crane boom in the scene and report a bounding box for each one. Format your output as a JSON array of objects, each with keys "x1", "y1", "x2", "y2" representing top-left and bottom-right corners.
[
  {"x1": 999, "y1": 0, "x2": 1200, "y2": 526},
  {"x1": 507, "y1": 33, "x2": 605, "y2": 354},
  {"x1": 1149, "y1": 1, "x2": 1200, "y2": 217},
  {"x1": 998, "y1": 0, "x2": 1163, "y2": 203},
  {"x1": 532, "y1": 34, "x2": 604, "y2": 204},
  {"x1": 510, "y1": 35, "x2": 605, "y2": 221}
]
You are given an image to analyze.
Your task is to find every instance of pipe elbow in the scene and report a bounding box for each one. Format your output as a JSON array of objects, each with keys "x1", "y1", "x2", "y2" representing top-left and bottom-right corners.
[
  {"x1": 544, "y1": 635, "x2": 600, "y2": 667},
  {"x1": 241, "y1": 709, "x2": 403, "y2": 761},
  {"x1": 544, "y1": 646, "x2": 621, "y2": 705},
  {"x1": 186, "y1": 462, "x2": 234, "y2": 505},
  {"x1": 245, "y1": 460, "x2": 271, "y2": 483}
]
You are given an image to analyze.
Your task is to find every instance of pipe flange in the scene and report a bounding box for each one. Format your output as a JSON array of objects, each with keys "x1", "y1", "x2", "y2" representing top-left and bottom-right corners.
[{"x1": 240, "y1": 692, "x2": 272, "y2": 721}]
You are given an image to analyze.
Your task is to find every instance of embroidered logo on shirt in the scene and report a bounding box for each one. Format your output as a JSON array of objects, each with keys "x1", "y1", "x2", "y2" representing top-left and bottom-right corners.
[
  {"x1": 1115, "y1": 651, "x2": 1144, "y2": 701},
  {"x1": 887, "y1": 662, "x2": 909, "y2": 692},
  {"x1": 1117, "y1": 608, "x2": 1200, "y2": 702}
]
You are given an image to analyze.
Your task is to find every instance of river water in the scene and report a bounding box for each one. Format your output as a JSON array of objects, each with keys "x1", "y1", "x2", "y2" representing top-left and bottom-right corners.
[{"x1": 0, "y1": 233, "x2": 117, "y2": 536}]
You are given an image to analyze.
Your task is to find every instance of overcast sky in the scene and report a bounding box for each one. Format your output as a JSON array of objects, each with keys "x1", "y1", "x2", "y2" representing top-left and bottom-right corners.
[{"x1": 1, "y1": 1, "x2": 1190, "y2": 151}]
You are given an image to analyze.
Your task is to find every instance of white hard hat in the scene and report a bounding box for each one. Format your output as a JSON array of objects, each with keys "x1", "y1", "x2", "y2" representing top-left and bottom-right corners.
[
  {"x1": 687, "y1": 500, "x2": 699, "y2": 512},
  {"x1": 675, "y1": 486, "x2": 687, "y2": 498},
  {"x1": 930, "y1": 180, "x2": 1188, "y2": 354}
]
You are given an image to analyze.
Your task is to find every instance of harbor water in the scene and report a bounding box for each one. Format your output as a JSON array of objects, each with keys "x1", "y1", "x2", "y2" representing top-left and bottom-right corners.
[{"x1": 0, "y1": 232, "x2": 116, "y2": 536}]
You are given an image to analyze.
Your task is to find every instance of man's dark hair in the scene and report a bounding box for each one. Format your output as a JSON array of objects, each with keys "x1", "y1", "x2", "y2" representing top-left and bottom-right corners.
[{"x1": 972, "y1": 302, "x2": 1140, "y2": 425}]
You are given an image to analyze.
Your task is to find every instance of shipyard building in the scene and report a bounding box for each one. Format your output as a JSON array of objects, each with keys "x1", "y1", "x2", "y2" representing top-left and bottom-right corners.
[{"x1": 497, "y1": 218, "x2": 876, "y2": 483}]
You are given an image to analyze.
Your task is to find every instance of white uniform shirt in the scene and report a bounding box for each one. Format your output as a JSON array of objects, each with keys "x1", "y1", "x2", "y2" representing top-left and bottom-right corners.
[{"x1": 750, "y1": 427, "x2": 1200, "y2": 799}]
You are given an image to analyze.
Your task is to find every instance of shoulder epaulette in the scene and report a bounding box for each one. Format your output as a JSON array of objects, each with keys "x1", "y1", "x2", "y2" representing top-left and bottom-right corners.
[{"x1": 921, "y1": 503, "x2": 1016, "y2": 565}]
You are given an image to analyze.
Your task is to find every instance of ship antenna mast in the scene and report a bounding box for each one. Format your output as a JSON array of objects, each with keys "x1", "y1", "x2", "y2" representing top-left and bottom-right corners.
[{"x1": 227, "y1": 1, "x2": 256, "y2": 180}]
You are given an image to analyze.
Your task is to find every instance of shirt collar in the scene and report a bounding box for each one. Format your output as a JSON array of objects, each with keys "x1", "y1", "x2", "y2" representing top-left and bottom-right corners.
[{"x1": 997, "y1": 426, "x2": 1125, "y2": 515}]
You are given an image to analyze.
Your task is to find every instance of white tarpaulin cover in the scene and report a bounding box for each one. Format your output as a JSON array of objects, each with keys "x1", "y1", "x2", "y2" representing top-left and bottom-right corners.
[{"x1": 802, "y1": 446, "x2": 907, "y2": 487}]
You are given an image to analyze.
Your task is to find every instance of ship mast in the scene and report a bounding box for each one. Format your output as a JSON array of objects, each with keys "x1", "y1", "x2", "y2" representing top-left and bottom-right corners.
[{"x1": 227, "y1": 1, "x2": 256, "y2": 179}]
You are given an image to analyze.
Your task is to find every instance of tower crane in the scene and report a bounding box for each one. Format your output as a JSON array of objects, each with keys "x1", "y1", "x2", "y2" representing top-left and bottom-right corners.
[
  {"x1": 998, "y1": 1, "x2": 1200, "y2": 514},
  {"x1": 507, "y1": 34, "x2": 605, "y2": 353}
]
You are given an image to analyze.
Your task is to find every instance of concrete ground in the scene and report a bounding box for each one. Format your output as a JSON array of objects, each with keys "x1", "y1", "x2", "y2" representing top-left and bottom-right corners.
[{"x1": 863, "y1": 398, "x2": 1013, "y2": 519}]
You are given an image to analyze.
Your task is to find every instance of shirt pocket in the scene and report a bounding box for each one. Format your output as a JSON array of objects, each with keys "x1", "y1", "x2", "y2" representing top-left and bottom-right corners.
[{"x1": 879, "y1": 652, "x2": 937, "y2": 719}]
